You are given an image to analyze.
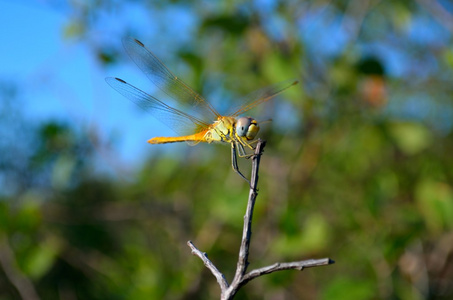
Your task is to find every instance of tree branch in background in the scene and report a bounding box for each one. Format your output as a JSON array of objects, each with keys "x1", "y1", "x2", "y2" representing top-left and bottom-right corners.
[
  {"x1": 0, "y1": 235, "x2": 41, "y2": 300},
  {"x1": 188, "y1": 140, "x2": 335, "y2": 300}
]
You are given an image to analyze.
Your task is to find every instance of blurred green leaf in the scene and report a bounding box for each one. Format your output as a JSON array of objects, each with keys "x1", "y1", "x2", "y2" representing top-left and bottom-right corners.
[
  {"x1": 14, "y1": 198, "x2": 42, "y2": 232},
  {"x1": 63, "y1": 20, "x2": 85, "y2": 39},
  {"x1": 274, "y1": 214, "x2": 329, "y2": 256},
  {"x1": 391, "y1": 2, "x2": 413, "y2": 31},
  {"x1": 23, "y1": 237, "x2": 61, "y2": 279},
  {"x1": 322, "y1": 277, "x2": 376, "y2": 300},
  {"x1": 415, "y1": 180, "x2": 453, "y2": 233},
  {"x1": 389, "y1": 121, "x2": 432, "y2": 155},
  {"x1": 263, "y1": 52, "x2": 298, "y2": 84},
  {"x1": 443, "y1": 48, "x2": 453, "y2": 69}
]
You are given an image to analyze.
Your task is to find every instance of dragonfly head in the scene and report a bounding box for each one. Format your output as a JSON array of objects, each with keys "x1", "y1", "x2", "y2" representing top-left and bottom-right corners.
[{"x1": 236, "y1": 117, "x2": 260, "y2": 140}]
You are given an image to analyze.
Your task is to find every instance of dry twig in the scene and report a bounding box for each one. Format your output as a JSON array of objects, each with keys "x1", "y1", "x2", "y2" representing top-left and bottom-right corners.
[{"x1": 188, "y1": 140, "x2": 334, "y2": 299}]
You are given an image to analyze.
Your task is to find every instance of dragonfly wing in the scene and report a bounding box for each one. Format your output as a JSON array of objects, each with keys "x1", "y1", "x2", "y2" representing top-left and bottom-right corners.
[
  {"x1": 122, "y1": 37, "x2": 220, "y2": 123},
  {"x1": 228, "y1": 79, "x2": 299, "y2": 117},
  {"x1": 106, "y1": 77, "x2": 209, "y2": 136}
]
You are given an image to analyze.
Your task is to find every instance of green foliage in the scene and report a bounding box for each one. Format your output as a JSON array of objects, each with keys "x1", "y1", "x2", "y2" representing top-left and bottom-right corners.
[
  {"x1": 389, "y1": 122, "x2": 433, "y2": 155},
  {"x1": 416, "y1": 179, "x2": 453, "y2": 233},
  {"x1": 322, "y1": 277, "x2": 376, "y2": 300}
]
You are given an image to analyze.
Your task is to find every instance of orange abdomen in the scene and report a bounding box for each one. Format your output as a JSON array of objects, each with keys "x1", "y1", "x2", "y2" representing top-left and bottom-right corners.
[{"x1": 147, "y1": 131, "x2": 207, "y2": 144}]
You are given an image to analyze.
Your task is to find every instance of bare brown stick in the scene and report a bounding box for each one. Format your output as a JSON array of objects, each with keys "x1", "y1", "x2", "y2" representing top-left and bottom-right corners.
[
  {"x1": 187, "y1": 241, "x2": 229, "y2": 292},
  {"x1": 188, "y1": 140, "x2": 334, "y2": 299},
  {"x1": 226, "y1": 140, "x2": 265, "y2": 296},
  {"x1": 241, "y1": 258, "x2": 334, "y2": 285}
]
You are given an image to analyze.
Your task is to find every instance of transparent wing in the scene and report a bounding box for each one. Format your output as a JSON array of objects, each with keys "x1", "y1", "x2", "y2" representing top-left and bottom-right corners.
[
  {"x1": 106, "y1": 77, "x2": 209, "y2": 136},
  {"x1": 122, "y1": 37, "x2": 220, "y2": 123},
  {"x1": 228, "y1": 80, "x2": 299, "y2": 117}
]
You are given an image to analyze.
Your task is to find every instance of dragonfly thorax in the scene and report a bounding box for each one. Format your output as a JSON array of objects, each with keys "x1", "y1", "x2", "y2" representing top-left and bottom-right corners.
[
  {"x1": 236, "y1": 117, "x2": 260, "y2": 141},
  {"x1": 204, "y1": 116, "x2": 259, "y2": 144}
]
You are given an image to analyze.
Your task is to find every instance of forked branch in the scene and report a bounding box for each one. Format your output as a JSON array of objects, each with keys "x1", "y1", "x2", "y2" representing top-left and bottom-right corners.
[{"x1": 188, "y1": 140, "x2": 334, "y2": 299}]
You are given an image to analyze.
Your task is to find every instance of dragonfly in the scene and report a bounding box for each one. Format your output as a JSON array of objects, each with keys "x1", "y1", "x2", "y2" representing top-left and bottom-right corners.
[{"x1": 106, "y1": 37, "x2": 298, "y2": 182}]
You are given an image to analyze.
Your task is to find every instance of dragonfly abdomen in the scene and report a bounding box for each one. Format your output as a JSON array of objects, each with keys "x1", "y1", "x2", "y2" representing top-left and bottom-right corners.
[{"x1": 147, "y1": 131, "x2": 208, "y2": 144}]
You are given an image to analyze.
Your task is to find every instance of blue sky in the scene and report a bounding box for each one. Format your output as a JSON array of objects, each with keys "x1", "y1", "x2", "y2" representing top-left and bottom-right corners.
[{"x1": 0, "y1": 1, "x2": 199, "y2": 172}]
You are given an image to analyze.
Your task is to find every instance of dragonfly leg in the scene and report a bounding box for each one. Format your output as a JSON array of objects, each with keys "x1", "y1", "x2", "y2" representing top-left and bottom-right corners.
[
  {"x1": 234, "y1": 130, "x2": 260, "y2": 151},
  {"x1": 235, "y1": 139, "x2": 256, "y2": 159},
  {"x1": 231, "y1": 142, "x2": 251, "y2": 184}
]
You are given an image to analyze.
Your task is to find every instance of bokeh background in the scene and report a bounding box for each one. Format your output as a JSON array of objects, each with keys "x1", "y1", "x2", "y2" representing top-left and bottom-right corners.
[{"x1": 1, "y1": 1, "x2": 453, "y2": 299}]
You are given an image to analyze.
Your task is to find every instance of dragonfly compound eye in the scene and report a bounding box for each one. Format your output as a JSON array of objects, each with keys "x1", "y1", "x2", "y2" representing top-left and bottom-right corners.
[
  {"x1": 236, "y1": 117, "x2": 259, "y2": 140},
  {"x1": 245, "y1": 119, "x2": 259, "y2": 140},
  {"x1": 236, "y1": 117, "x2": 252, "y2": 137}
]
